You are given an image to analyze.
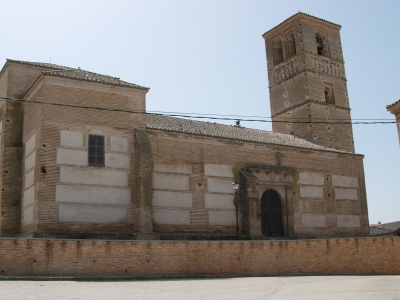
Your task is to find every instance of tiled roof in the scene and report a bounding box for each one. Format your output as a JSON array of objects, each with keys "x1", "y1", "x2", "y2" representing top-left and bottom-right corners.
[
  {"x1": 7, "y1": 59, "x2": 72, "y2": 70},
  {"x1": 370, "y1": 221, "x2": 400, "y2": 236},
  {"x1": 386, "y1": 99, "x2": 400, "y2": 110},
  {"x1": 146, "y1": 114, "x2": 354, "y2": 154},
  {"x1": 42, "y1": 69, "x2": 149, "y2": 90},
  {"x1": 263, "y1": 12, "x2": 341, "y2": 37},
  {"x1": 6, "y1": 59, "x2": 149, "y2": 90}
]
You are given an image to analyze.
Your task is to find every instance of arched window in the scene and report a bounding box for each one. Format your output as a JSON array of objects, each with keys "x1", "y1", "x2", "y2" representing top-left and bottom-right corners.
[
  {"x1": 324, "y1": 87, "x2": 334, "y2": 104},
  {"x1": 274, "y1": 40, "x2": 283, "y2": 65},
  {"x1": 286, "y1": 33, "x2": 296, "y2": 59},
  {"x1": 316, "y1": 34, "x2": 325, "y2": 56}
]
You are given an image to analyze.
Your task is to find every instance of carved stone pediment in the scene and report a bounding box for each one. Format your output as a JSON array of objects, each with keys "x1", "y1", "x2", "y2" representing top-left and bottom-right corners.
[{"x1": 240, "y1": 164, "x2": 296, "y2": 186}]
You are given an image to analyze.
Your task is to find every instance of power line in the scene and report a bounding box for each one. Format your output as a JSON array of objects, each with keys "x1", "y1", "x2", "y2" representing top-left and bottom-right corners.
[
  {"x1": 0, "y1": 96, "x2": 395, "y2": 125},
  {"x1": 147, "y1": 109, "x2": 392, "y2": 121}
]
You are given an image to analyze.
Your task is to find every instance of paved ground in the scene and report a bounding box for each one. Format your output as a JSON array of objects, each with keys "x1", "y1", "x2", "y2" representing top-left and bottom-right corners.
[{"x1": 0, "y1": 275, "x2": 399, "y2": 299}]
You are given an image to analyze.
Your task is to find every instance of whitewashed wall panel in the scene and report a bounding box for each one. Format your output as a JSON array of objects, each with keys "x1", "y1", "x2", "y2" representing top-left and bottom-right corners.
[
  {"x1": 335, "y1": 188, "x2": 358, "y2": 200},
  {"x1": 23, "y1": 187, "x2": 35, "y2": 207},
  {"x1": 207, "y1": 178, "x2": 235, "y2": 194},
  {"x1": 205, "y1": 194, "x2": 235, "y2": 209},
  {"x1": 60, "y1": 131, "x2": 84, "y2": 148},
  {"x1": 298, "y1": 172, "x2": 324, "y2": 185},
  {"x1": 105, "y1": 153, "x2": 130, "y2": 169},
  {"x1": 110, "y1": 135, "x2": 128, "y2": 153},
  {"x1": 23, "y1": 206, "x2": 33, "y2": 225},
  {"x1": 204, "y1": 164, "x2": 234, "y2": 178},
  {"x1": 25, "y1": 134, "x2": 36, "y2": 157},
  {"x1": 24, "y1": 169, "x2": 34, "y2": 189},
  {"x1": 300, "y1": 186, "x2": 323, "y2": 199},
  {"x1": 332, "y1": 175, "x2": 358, "y2": 188},
  {"x1": 301, "y1": 214, "x2": 326, "y2": 227},
  {"x1": 59, "y1": 204, "x2": 128, "y2": 223},
  {"x1": 152, "y1": 191, "x2": 192, "y2": 208},
  {"x1": 208, "y1": 211, "x2": 236, "y2": 226},
  {"x1": 153, "y1": 163, "x2": 192, "y2": 174},
  {"x1": 152, "y1": 173, "x2": 190, "y2": 191},
  {"x1": 56, "y1": 148, "x2": 87, "y2": 165},
  {"x1": 56, "y1": 185, "x2": 131, "y2": 205},
  {"x1": 60, "y1": 167, "x2": 128, "y2": 186},
  {"x1": 152, "y1": 208, "x2": 190, "y2": 225},
  {"x1": 25, "y1": 151, "x2": 36, "y2": 171},
  {"x1": 337, "y1": 215, "x2": 360, "y2": 228}
]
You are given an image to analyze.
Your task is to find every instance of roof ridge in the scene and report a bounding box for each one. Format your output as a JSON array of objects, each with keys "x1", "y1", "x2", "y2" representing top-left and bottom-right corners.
[
  {"x1": 42, "y1": 68, "x2": 121, "y2": 79},
  {"x1": 4, "y1": 59, "x2": 148, "y2": 90},
  {"x1": 39, "y1": 66, "x2": 149, "y2": 90},
  {"x1": 6, "y1": 59, "x2": 72, "y2": 70}
]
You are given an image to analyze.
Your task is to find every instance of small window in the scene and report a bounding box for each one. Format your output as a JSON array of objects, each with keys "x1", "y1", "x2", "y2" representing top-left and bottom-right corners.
[
  {"x1": 324, "y1": 87, "x2": 334, "y2": 104},
  {"x1": 274, "y1": 40, "x2": 283, "y2": 65},
  {"x1": 286, "y1": 33, "x2": 296, "y2": 59},
  {"x1": 88, "y1": 135, "x2": 105, "y2": 166},
  {"x1": 316, "y1": 34, "x2": 324, "y2": 55},
  {"x1": 315, "y1": 32, "x2": 329, "y2": 57}
]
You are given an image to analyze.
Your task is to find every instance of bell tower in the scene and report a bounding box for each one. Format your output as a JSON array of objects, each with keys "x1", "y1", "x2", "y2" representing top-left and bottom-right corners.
[{"x1": 263, "y1": 13, "x2": 355, "y2": 152}]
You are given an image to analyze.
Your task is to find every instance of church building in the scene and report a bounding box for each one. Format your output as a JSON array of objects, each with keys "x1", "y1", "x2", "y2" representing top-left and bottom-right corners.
[{"x1": 0, "y1": 13, "x2": 369, "y2": 240}]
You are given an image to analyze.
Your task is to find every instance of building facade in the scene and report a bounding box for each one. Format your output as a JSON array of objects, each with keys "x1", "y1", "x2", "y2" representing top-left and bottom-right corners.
[
  {"x1": 386, "y1": 100, "x2": 400, "y2": 148},
  {"x1": 370, "y1": 221, "x2": 400, "y2": 237},
  {"x1": 0, "y1": 13, "x2": 369, "y2": 240}
]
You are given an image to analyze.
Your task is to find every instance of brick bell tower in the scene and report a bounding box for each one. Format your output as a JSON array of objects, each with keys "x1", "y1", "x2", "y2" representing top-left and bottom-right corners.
[{"x1": 263, "y1": 13, "x2": 355, "y2": 152}]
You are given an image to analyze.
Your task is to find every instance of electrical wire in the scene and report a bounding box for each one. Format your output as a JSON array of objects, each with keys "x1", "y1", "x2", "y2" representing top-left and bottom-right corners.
[{"x1": 0, "y1": 96, "x2": 395, "y2": 125}]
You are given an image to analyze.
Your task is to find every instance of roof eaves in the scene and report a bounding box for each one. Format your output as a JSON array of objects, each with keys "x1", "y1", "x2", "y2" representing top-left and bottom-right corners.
[
  {"x1": 147, "y1": 125, "x2": 355, "y2": 154},
  {"x1": 386, "y1": 99, "x2": 400, "y2": 110},
  {"x1": 22, "y1": 73, "x2": 46, "y2": 99},
  {"x1": 6, "y1": 59, "x2": 71, "y2": 70},
  {"x1": 145, "y1": 114, "x2": 360, "y2": 156},
  {"x1": 0, "y1": 61, "x2": 10, "y2": 79},
  {"x1": 262, "y1": 12, "x2": 341, "y2": 38}
]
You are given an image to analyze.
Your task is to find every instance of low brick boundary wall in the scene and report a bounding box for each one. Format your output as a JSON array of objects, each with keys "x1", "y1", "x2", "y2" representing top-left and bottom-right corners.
[{"x1": 0, "y1": 237, "x2": 399, "y2": 276}]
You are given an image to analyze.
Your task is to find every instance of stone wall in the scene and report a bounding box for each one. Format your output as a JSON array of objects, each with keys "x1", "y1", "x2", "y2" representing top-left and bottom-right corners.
[{"x1": 0, "y1": 237, "x2": 399, "y2": 276}]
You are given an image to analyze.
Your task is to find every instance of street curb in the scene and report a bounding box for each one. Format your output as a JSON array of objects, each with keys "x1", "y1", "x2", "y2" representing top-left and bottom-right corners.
[{"x1": 0, "y1": 273, "x2": 363, "y2": 281}]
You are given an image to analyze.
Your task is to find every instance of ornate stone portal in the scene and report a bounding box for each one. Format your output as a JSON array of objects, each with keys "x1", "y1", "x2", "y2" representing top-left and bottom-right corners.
[{"x1": 239, "y1": 165, "x2": 296, "y2": 239}]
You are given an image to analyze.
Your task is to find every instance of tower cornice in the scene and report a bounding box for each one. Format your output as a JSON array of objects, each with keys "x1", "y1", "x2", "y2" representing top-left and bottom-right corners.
[
  {"x1": 262, "y1": 12, "x2": 341, "y2": 39},
  {"x1": 387, "y1": 100, "x2": 400, "y2": 115},
  {"x1": 268, "y1": 68, "x2": 346, "y2": 89},
  {"x1": 268, "y1": 51, "x2": 344, "y2": 72}
]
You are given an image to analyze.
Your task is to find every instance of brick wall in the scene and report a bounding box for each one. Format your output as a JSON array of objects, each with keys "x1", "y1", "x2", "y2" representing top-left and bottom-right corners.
[
  {"x1": 397, "y1": 113, "x2": 400, "y2": 148},
  {"x1": 0, "y1": 237, "x2": 399, "y2": 276},
  {"x1": 263, "y1": 14, "x2": 355, "y2": 153},
  {"x1": 386, "y1": 101, "x2": 400, "y2": 149},
  {"x1": 148, "y1": 129, "x2": 369, "y2": 239},
  {"x1": 19, "y1": 74, "x2": 148, "y2": 238}
]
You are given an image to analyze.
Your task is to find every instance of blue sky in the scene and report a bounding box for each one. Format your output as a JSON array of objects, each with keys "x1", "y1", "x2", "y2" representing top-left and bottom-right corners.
[{"x1": 1, "y1": 0, "x2": 399, "y2": 223}]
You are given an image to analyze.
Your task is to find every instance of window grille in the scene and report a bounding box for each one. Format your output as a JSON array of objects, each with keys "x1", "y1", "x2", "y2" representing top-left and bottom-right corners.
[{"x1": 88, "y1": 135, "x2": 105, "y2": 166}]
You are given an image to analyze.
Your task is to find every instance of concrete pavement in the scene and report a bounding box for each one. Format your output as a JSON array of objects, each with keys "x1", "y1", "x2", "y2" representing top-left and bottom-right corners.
[{"x1": 0, "y1": 275, "x2": 399, "y2": 299}]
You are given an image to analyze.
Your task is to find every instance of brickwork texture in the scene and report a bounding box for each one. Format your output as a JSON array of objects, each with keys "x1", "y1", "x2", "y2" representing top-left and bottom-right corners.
[{"x1": 0, "y1": 237, "x2": 398, "y2": 276}]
